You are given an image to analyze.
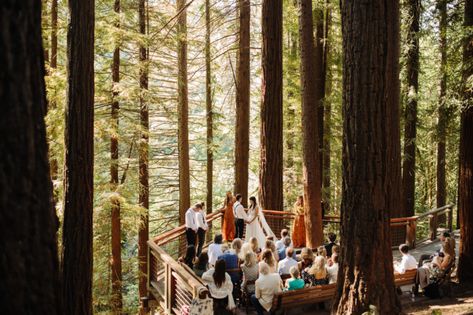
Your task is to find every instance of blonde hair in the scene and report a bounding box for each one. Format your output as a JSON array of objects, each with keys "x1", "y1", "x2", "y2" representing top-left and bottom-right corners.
[
  {"x1": 239, "y1": 243, "x2": 253, "y2": 260},
  {"x1": 309, "y1": 256, "x2": 327, "y2": 279},
  {"x1": 242, "y1": 251, "x2": 257, "y2": 268},
  {"x1": 317, "y1": 246, "x2": 327, "y2": 257},
  {"x1": 259, "y1": 261, "x2": 270, "y2": 275},
  {"x1": 232, "y1": 238, "x2": 243, "y2": 254},
  {"x1": 262, "y1": 248, "x2": 276, "y2": 268},
  {"x1": 442, "y1": 238, "x2": 455, "y2": 257},
  {"x1": 265, "y1": 239, "x2": 277, "y2": 252},
  {"x1": 300, "y1": 247, "x2": 314, "y2": 262},
  {"x1": 250, "y1": 237, "x2": 259, "y2": 253},
  {"x1": 289, "y1": 266, "x2": 300, "y2": 279}
]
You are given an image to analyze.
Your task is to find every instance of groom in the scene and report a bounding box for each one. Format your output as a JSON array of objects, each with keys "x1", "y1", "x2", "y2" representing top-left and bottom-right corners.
[{"x1": 233, "y1": 194, "x2": 247, "y2": 239}]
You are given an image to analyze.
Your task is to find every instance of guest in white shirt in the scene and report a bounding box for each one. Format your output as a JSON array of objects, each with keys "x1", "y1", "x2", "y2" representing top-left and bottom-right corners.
[
  {"x1": 278, "y1": 247, "x2": 298, "y2": 276},
  {"x1": 195, "y1": 203, "x2": 208, "y2": 256},
  {"x1": 185, "y1": 204, "x2": 200, "y2": 246},
  {"x1": 208, "y1": 234, "x2": 224, "y2": 266},
  {"x1": 326, "y1": 254, "x2": 339, "y2": 284},
  {"x1": 394, "y1": 244, "x2": 417, "y2": 274},
  {"x1": 202, "y1": 259, "x2": 235, "y2": 312},
  {"x1": 233, "y1": 194, "x2": 248, "y2": 239},
  {"x1": 251, "y1": 262, "x2": 282, "y2": 315}
]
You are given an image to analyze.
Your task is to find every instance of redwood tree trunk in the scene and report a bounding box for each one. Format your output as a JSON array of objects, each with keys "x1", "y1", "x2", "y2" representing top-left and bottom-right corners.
[
  {"x1": 235, "y1": 0, "x2": 250, "y2": 207},
  {"x1": 0, "y1": 1, "x2": 61, "y2": 313},
  {"x1": 259, "y1": 0, "x2": 283, "y2": 211},
  {"x1": 177, "y1": 0, "x2": 190, "y2": 223},
  {"x1": 300, "y1": 0, "x2": 324, "y2": 248},
  {"x1": 206, "y1": 0, "x2": 213, "y2": 213},
  {"x1": 402, "y1": 0, "x2": 420, "y2": 218},
  {"x1": 332, "y1": 1, "x2": 401, "y2": 313},
  {"x1": 138, "y1": 0, "x2": 150, "y2": 307},
  {"x1": 315, "y1": 7, "x2": 325, "y2": 191},
  {"x1": 110, "y1": 0, "x2": 122, "y2": 311},
  {"x1": 62, "y1": 0, "x2": 94, "y2": 313},
  {"x1": 457, "y1": 0, "x2": 473, "y2": 283}
]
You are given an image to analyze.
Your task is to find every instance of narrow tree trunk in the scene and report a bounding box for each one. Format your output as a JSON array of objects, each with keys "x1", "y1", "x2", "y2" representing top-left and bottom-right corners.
[
  {"x1": 177, "y1": 0, "x2": 190, "y2": 223},
  {"x1": 42, "y1": 0, "x2": 49, "y2": 66},
  {"x1": 457, "y1": 0, "x2": 473, "y2": 283},
  {"x1": 402, "y1": 0, "x2": 420, "y2": 217},
  {"x1": 436, "y1": 0, "x2": 447, "y2": 210},
  {"x1": 0, "y1": 1, "x2": 61, "y2": 313},
  {"x1": 332, "y1": 1, "x2": 401, "y2": 313},
  {"x1": 315, "y1": 7, "x2": 325, "y2": 191},
  {"x1": 62, "y1": 0, "x2": 94, "y2": 313},
  {"x1": 110, "y1": 0, "x2": 122, "y2": 311},
  {"x1": 205, "y1": 0, "x2": 213, "y2": 214},
  {"x1": 138, "y1": 0, "x2": 149, "y2": 308},
  {"x1": 300, "y1": 0, "x2": 323, "y2": 248},
  {"x1": 259, "y1": 0, "x2": 283, "y2": 211},
  {"x1": 235, "y1": 0, "x2": 250, "y2": 207}
]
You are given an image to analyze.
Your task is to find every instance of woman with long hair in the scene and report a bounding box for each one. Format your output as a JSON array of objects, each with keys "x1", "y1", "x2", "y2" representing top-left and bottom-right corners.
[
  {"x1": 221, "y1": 191, "x2": 235, "y2": 242},
  {"x1": 302, "y1": 256, "x2": 328, "y2": 286},
  {"x1": 292, "y1": 195, "x2": 306, "y2": 248},
  {"x1": 193, "y1": 250, "x2": 209, "y2": 277},
  {"x1": 245, "y1": 196, "x2": 275, "y2": 246},
  {"x1": 202, "y1": 259, "x2": 235, "y2": 313},
  {"x1": 261, "y1": 249, "x2": 277, "y2": 273}
]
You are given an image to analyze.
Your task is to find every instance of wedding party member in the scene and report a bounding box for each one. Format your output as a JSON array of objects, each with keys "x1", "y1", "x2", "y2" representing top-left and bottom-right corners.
[
  {"x1": 233, "y1": 194, "x2": 247, "y2": 239},
  {"x1": 246, "y1": 196, "x2": 276, "y2": 246},
  {"x1": 277, "y1": 247, "x2": 298, "y2": 276},
  {"x1": 292, "y1": 195, "x2": 306, "y2": 248},
  {"x1": 196, "y1": 204, "x2": 208, "y2": 256},
  {"x1": 393, "y1": 244, "x2": 417, "y2": 274},
  {"x1": 251, "y1": 262, "x2": 282, "y2": 315},
  {"x1": 185, "y1": 204, "x2": 200, "y2": 246},
  {"x1": 208, "y1": 234, "x2": 224, "y2": 266},
  {"x1": 202, "y1": 259, "x2": 235, "y2": 314},
  {"x1": 222, "y1": 191, "x2": 235, "y2": 242}
]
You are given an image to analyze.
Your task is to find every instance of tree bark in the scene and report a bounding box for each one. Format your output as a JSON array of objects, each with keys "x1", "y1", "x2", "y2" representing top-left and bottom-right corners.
[
  {"x1": 62, "y1": 0, "x2": 94, "y2": 313},
  {"x1": 138, "y1": 0, "x2": 149, "y2": 308},
  {"x1": 300, "y1": 0, "x2": 323, "y2": 248},
  {"x1": 110, "y1": 0, "x2": 122, "y2": 311},
  {"x1": 402, "y1": 0, "x2": 420, "y2": 218},
  {"x1": 332, "y1": 1, "x2": 401, "y2": 313},
  {"x1": 457, "y1": 0, "x2": 473, "y2": 283},
  {"x1": 177, "y1": 0, "x2": 190, "y2": 223},
  {"x1": 49, "y1": 0, "x2": 59, "y2": 180},
  {"x1": 315, "y1": 7, "x2": 325, "y2": 192},
  {"x1": 259, "y1": 0, "x2": 283, "y2": 211},
  {"x1": 0, "y1": 1, "x2": 61, "y2": 313},
  {"x1": 436, "y1": 0, "x2": 448, "y2": 211},
  {"x1": 206, "y1": 0, "x2": 214, "y2": 213},
  {"x1": 235, "y1": 0, "x2": 250, "y2": 207}
]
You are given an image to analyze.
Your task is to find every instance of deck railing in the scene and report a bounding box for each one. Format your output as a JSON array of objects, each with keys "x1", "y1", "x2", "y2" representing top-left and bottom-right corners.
[{"x1": 144, "y1": 205, "x2": 454, "y2": 314}]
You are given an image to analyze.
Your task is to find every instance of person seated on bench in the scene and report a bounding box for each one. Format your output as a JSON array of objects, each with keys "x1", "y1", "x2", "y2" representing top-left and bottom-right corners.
[
  {"x1": 193, "y1": 250, "x2": 209, "y2": 277},
  {"x1": 278, "y1": 247, "x2": 298, "y2": 276},
  {"x1": 418, "y1": 232, "x2": 455, "y2": 267},
  {"x1": 261, "y1": 248, "x2": 277, "y2": 274},
  {"x1": 202, "y1": 259, "x2": 236, "y2": 313},
  {"x1": 324, "y1": 232, "x2": 338, "y2": 257},
  {"x1": 285, "y1": 266, "x2": 305, "y2": 291},
  {"x1": 263, "y1": 239, "x2": 279, "y2": 262},
  {"x1": 218, "y1": 242, "x2": 240, "y2": 284},
  {"x1": 278, "y1": 237, "x2": 292, "y2": 260},
  {"x1": 276, "y1": 229, "x2": 294, "y2": 250},
  {"x1": 250, "y1": 237, "x2": 262, "y2": 258},
  {"x1": 232, "y1": 238, "x2": 243, "y2": 257},
  {"x1": 394, "y1": 244, "x2": 417, "y2": 274},
  {"x1": 241, "y1": 251, "x2": 259, "y2": 294},
  {"x1": 317, "y1": 245, "x2": 327, "y2": 258},
  {"x1": 302, "y1": 256, "x2": 329, "y2": 286},
  {"x1": 432, "y1": 240, "x2": 455, "y2": 271},
  {"x1": 298, "y1": 247, "x2": 315, "y2": 271},
  {"x1": 251, "y1": 262, "x2": 283, "y2": 315},
  {"x1": 208, "y1": 234, "x2": 223, "y2": 267},
  {"x1": 327, "y1": 253, "x2": 339, "y2": 284}
]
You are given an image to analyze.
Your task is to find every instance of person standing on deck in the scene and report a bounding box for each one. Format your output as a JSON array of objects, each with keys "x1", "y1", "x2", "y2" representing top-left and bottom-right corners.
[
  {"x1": 233, "y1": 194, "x2": 247, "y2": 239},
  {"x1": 185, "y1": 204, "x2": 201, "y2": 247},
  {"x1": 292, "y1": 195, "x2": 306, "y2": 248},
  {"x1": 222, "y1": 191, "x2": 235, "y2": 241},
  {"x1": 196, "y1": 203, "x2": 208, "y2": 256}
]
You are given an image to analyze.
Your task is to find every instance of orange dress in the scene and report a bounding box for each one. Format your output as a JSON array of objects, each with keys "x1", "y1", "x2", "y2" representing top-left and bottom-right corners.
[
  {"x1": 292, "y1": 205, "x2": 306, "y2": 248},
  {"x1": 222, "y1": 201, "x2": 235, "y2": 241}
]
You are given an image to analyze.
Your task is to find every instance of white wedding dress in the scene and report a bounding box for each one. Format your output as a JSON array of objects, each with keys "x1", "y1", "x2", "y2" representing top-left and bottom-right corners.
[{"x1": 245, "y1": 206, "x2": 276, "y2": 247}]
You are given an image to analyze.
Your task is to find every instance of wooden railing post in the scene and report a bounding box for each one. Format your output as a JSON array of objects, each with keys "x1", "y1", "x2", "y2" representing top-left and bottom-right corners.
[
  {"x1": 164, "y1": 263, "x2": 173, "y2": 314},
  {"x1": 429, "y1": 214, "x2": 438, "y2": 241},
  {"x1": 447, "y1": 205, "x2": 453, "y2": 232},
  {"x1": 406, "y1": 220, "x2": 417, "y2": 249}
]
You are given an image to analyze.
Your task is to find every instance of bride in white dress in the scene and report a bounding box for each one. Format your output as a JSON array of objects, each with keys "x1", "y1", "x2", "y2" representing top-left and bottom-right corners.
[{"x1": 245, "y1": 196, "x2": 276, "y2": 246}]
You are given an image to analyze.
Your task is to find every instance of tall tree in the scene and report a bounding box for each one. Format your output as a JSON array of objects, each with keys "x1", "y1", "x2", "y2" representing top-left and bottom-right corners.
[
  {"x1": 61, "y1": 0, "x2": 94, "y2": 313},
  {"x1": 299, "y1": 0, "x2": 324, "y2": 248},
  {"x1": 177, "y1": 0, "x2": 190, "y2": 223},
  {"x1": 110, "y1": 0, "x2": 122, "y2": 311},
  {"x1": 0, "y1": 1, "x2": 61, "y2": 313},
  {"x1": 314, "y1": 5, "x2": 325, "y2": 192},
  {"x1": 259, "y1": 0, "x2": 283, "y2": 211},
  {"x1": 49, "y1": 0, "x2": 59, "y2": 179},
  {"x1": 138, "y1": 0, "x2": 150, "y2": 307},
  {"x1": 436, "y1": 0, "x2": 448, "y2": 209},
  {"x1": 235, "y1": 0, "x2": 250, "y2": 207},
  {"x1": 332, "y1": 0, "x2": 401, "y2": 313},
  {"x1": 206, "y1": 0, "x2": 213, "y2": 213},
  {"x1": 457, "y1": 0, "x2": 473, "y2": 283},
  {"x1": 402, "y1": 0, "x2": 421, "y2": 217}
]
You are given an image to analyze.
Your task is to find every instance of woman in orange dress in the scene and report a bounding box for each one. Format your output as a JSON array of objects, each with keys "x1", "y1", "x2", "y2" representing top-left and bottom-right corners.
[
  {"x1": 292, "y1": 195, "x2": 306, "y2": 248},
  {"x1": 221, "y1": 191, "x2": 235, "y2": 242}
]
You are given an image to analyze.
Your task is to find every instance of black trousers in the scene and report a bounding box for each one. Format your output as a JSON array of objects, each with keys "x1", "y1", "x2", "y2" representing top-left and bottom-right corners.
[
  {"x1": 197, "y1": 228, "x2": 206, "y2": 256},
  {"x1": 186, "y1": 228, "x2": 196, "y2": 247},
  {"x1": 235, "y1": 218, "x2": 244, "y2": 239}
]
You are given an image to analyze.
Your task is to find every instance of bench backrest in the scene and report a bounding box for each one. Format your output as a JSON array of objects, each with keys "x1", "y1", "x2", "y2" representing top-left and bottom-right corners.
[
  {"x1": 272, "y1": 283, "x2": 337, "y2": 309},
  {"x1": 394, "y1": 269, "x2": 417, "y2": 287}
]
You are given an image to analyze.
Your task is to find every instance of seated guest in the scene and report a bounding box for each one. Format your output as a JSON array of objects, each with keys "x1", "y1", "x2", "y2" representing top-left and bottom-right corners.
[
  {"x1": 232, "y1": 238, "x2": 243, "y2": 257},
  {"x1": 326, "y1": 254, "x2": 339, "y2": 284},
  {"x1": 218, "y1": 243, "x2": 240, "y2": 284},
  {"x1": 208, "y1": 234, "x2": 224, "y2": 267},
  {"x1": 418, "y1": 231, "x2": 455, "y2": 267},
  {"x1": 250, "y1": 237, "x2": 262, "y2": 257},
  {"x1": 264, "y1": 239, "x2": 279, "y2": 262},
  {"x1": 240, "y1": 242, "x2": 253, "y2": 260},
  {"x1": 251, "y1": 262, "x2": 282, "y2": 315},
  {"x1": 298, "y1": 247, "x2": 315, "y2": 271},
  {"x1": 241, "y1": 251, "x2": 259, "y2": 294},
  {"x1": 261, "y1": 249, "x2": 277, "y2": 274},
  {"x1": 193, "y1": 251, "x2": 209, "y2": 277},
  {"x1": 317, "y1": 245, "x2": 327, "y2": 258},
  {"x1": 276, "y1": 229, "x2": 293, "y2": 250},
  {"x1": 394, "y1": 244, "x2": 417, "y2": 274},
  {"x1": 278, "y1": 237, "x2": 292, "y2": 260},
  {"x1": 278, "y1": 247, "x2": 298, "y2": 276},
  {"x1": 285, "y1": 266, "x2": 305, "y2": 291},
  {"x1": 432, "y1": 240, "x2": 455, "y2": 271},
  {"x1": 324, "y1": 232, "x2": 338, "y2": 257},
  {"x1": 202, "y1": 259, "x2": 235, "y2": 313},
  {"x1": 302, "y1": 256, "x2": 328, "y2": 286}
]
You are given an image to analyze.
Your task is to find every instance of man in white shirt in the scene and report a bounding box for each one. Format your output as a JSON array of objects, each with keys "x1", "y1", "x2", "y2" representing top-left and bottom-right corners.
[
  {"x1": 277, "y1": 247, "x2": 298, "y2": 276},
  {"x1": 195, "y1": 203, "x2": 208, "y2": 256},
  {"x1": 233, "y1": 194, "x2": 247, "y2": 239},
  {"x1": 185, "y1": 204, "x2": 200, "y2": 247},
  {"x1": 327, "y1": 254, "x2": 339, "y2": 284},
  {"x1": 394, "y1": 244, "x2": 417, "y2": 274},
  {"x1": 252, "y1": 262, "x2": 282, "y2": 315}
]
